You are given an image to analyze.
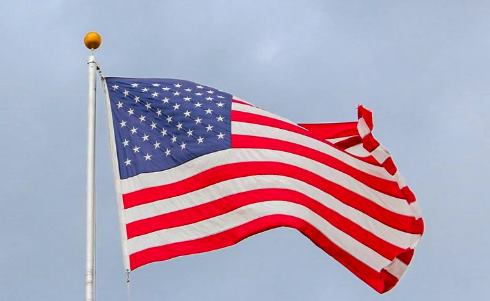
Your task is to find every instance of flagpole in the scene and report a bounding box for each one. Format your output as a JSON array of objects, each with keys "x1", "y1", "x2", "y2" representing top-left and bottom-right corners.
[{"x1": 84, "y1": 32, "x2": 102, "y2": 301}]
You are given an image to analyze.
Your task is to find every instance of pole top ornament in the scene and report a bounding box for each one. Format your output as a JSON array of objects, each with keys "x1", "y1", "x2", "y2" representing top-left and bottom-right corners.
[{"x1": 84, "y1": 32, "x2": 102, "y2": 50}]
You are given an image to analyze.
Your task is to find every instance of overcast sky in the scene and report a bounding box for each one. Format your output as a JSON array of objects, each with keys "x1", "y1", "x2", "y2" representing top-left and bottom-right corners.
[{"x1": 1, "y1": 0, "x2": 489, "y2": 300}]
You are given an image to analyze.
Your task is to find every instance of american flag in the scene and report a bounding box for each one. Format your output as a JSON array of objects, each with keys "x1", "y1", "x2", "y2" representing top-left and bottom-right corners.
[{"x1": 104, "y1": 77, "x2": 424, "y2": 293}]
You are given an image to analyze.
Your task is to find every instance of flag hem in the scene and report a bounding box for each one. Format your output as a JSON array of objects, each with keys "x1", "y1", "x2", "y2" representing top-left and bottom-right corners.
[{"x1": 101, "y1": 77, "x2": 131, "y2": 271}]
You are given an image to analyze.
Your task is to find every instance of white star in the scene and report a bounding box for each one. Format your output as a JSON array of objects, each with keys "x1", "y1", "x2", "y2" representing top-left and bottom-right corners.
[
  {"x1": 195, "y1": 92, "x2": 203, "y2": 96},
  {"x1": 207, "y1": 90, "x2": 214, "y2": 94},
  {"x1": 153, "y1": 141, "x2": 161, "y2": 149},
  {"x1": 134, "y1": 96, "x2": 140, "y2": 103},
  {"x1": 123, "y1": 90, "x2": 129, "y2": 97},
  {"x1": 166, "y1": 116, "x2": 173, "y2": 123},
  {"x1": 122, "y1": 139, "x2": 129, "y2": 147},
  {"x1": 205, "y1": 108, "x2": 213, "y2": 115},
  {"x1": 176, "y1": 122, "x2": 183, "y2": 130},
  {"x1": 152, "y1": 83, "x2": 160, "y2": 87},
  {"x1": 162, "y1": 97, "x2": 170, "y2": 104},
  {"x1": 165, "y1": 148, "x2": 171, "y2": 156},
  {"x1": 187, "y1": 129, "x2": 193, "y2": 137},
  {"x1": 119, "y1": 120, "x2": 127, "y2": 128},
  {"x1": 194, "y1": 102, "x2": 202, "y2": 108},
  {"x1": 173, "y1": 103, "x2": 180, "y2": 110},
  {"x1": 217, "y1": 132, "x2": 225, "y2": 139},
  {"x1": 127, "y1": 108, "x2": 134, "y2": 116},
  {"x1": 173, "y1": 91, "x2": 180, "y2": 96},
  {"x1": 142, "y1": 134, "x2": 149, "y2": 141},
  {"x1": 183, "y1": 97, "x2": 191, "y2": 102},
  {"x1": 197, "y1": 136, "x2": 204, "y2": 144},
  {"x1": 124, "y1": 158, "x2": 131, "y2": 166},
  {"x1": 150, "y1": 121, "x2": 157, "y2": 129},
  {"x1": 171, "y1": 135, "x2": 177, "y2": 143},
  {"x1": 112, "y1": 85, "x2": 119, "y2": 90},
  {"x1": 205, "y1": 97, "x2": 213, "y2": 101},
  {"x1": 142, "y1": 88, "x2": 149, "y2": 92},
  {"x1": 217, "y1": 102, "x2": 224, "y2": 107},
  {"x1": 196, "y1": 85, "x2": 203, "y2": 89},
  {"x1": 145, "y1": 102, "x2": 152, "y2": 110},
  {"x1": 185, "y1": 88, "x2": 192, "y2": 92},
  {"x1": 194, "y1": 117, "x2": 202, "y2": 124},
  {"x1": 162, "y1": 86, "x2": 171, "y2": 91},
  {"x1": 139, "y1": 115, "x2": 146, "y2": 122},
  {"x1": 206, "y1": 124, "x2": 214, "y2": 132},
  {"x1": 217, "y1": 95, "x2": 225, "y2": 99},
  {"x1": 156, "y1": 109, "x2": 162, "y2": 116},
  {"x1": 183, "y1": 110, "x2": 191, "y2": 117},
  {"x1": 152, "y1": 92, "x2": 159, "y2": 98},
  {"x1": 130, "y1": 127, "x2": 138, "y2": 134},
  {"x1": 132, "y1": 146, "x2": 140, "y2": 153},
  {"x1": 180, "y1": 142, "x2": 186, "y2": 150},
  {"x1": 116, "y1": 101, "x2": 123, "y2": 109},
  {"x1": 144, "y1": 153, "x2": 152, "y2": 161},
  {"x1": 161, "y1": 128, "x2": 167, "y2": 136},
  {"x1": 174, "y1": 83, "x2": 182, "y2": 88},
  {"x1": 216, "y1": 115, "x2": 224, "y2": 122},
  {"x1": 131, "y1": 83, "x2": 139, "y2": 88}
]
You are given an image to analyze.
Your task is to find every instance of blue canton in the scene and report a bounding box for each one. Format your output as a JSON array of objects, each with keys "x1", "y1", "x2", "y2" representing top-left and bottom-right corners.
[{"x1": 106, "y1": 77, "x2": 232, "y2": 179}]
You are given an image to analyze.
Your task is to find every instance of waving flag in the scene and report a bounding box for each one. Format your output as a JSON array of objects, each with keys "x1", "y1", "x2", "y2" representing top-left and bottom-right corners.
[{"x1": 103, "y1": 77, "x2": 424, "y2": 293}]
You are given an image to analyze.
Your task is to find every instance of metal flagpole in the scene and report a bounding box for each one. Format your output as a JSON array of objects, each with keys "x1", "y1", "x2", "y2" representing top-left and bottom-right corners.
[{"x1": 84, "y1": 32, "x2": 102, "y2": 301}]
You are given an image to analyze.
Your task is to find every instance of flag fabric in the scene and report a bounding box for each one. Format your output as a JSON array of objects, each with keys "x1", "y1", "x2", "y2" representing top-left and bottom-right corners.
[{"x1": 103, "y1": 77, "x2": 424, "y2": 293}]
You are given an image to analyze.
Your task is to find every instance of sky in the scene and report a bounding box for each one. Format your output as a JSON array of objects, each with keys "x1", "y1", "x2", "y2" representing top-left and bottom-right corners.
[{"x1": 1, "y1": 0, "x2": 489, "y2": 300}]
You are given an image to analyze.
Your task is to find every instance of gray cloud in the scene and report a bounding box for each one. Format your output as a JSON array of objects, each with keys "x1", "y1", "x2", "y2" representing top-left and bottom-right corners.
[{"x1": 0, "y1": 1, "x2": 488, "y2": 300}]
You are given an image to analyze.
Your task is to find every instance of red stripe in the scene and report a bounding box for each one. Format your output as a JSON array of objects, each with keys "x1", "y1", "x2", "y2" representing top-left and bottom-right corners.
[
  {"x1": 232, "y1": 134, "x2": 405, "y2": 199},
  {"x1": 379, "y1": 269, "x2": 399, "y2": 292},
  {"x1": 232, "y1": 99, "x2": 253, "y2": 106},
  {"x1": 401, "y1": 187, "x2": 416, "y2": 203},
  {"x1": 332, "y1": 136, "x2": 383, "y2": 166},
  {"x1": 362, "y1": 133, "x2": 380, "y2": 152},
  {"x1": 233, "y1": 110, "x2": 330, "y2": 144},
  {"x1": 351, "y1": 154, "x2": 381, "y2": 166},
  {"x1": 126, "y1": 188, "x2": 405, "y2": 259},
  {"x1": 358, "y1": 105, "x2": 374, "y2": 130},
  {"x1": 397, "y1": 248, "x2": 414, "y2": 265},
  {"x1": 334, "y1": 135, "x2": 363, "y2": 150},
  {"x1": 383, "y1": 158, "x2": 397, "y2": 175},
  {"x1": 129, "y1": 214, "x2": 400, "y2": 293},
  {"x1": 298, "y1": 122, "x2": 358, "y2": 139},
  {"x1": 123, "y1": 161, "x2": 423, "y2": 234}
]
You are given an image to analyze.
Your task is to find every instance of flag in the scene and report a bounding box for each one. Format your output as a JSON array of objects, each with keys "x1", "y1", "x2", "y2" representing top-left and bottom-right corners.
[{"x1": 103, "y1": 77, "x2": 424, "y2": 293}]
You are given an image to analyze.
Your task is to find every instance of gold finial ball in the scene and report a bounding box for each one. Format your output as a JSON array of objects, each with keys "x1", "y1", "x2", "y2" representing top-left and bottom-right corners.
[{"x1": 84, "y1": 32, "x2": 102, "y2": 50}]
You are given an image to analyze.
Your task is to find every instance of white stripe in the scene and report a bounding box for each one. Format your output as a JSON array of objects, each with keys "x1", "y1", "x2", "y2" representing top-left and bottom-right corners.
[
  {"x1": 231, "y1": 119, "x2": 394, "y2": 181},
  {"x1": 232, "y1": 102, "x2": 298, "y2": 126},
  {"x1": 124, "y1": 175, "x2": 420, "y2": 249},
  {"x1": 102, "y1": 80, "x2": 131, "y2": 269},
  {"x1": 384, "y1": 258, "x2": 408, "y2": 279},
  {"x1": 326, "y1": 136, "x2": 356, "y2": 144},
  {"x1": 121, "y1": 148, "x2": 415, "y2": 216},
  {"x1": 394, "y1": 171, "x2": 407, "y2": 189},
  {"x1": 409, "y1": 202, "x2": 423, "y2": 220},
  {"x1": 357, "y1": 117, "x2": 370, "y2": 138},
  {"x1": 127, "y1": 200, "x2": 392, "y2": 271},
  {"x1": 371, "y1": 145, "x2": 390, "y2": 163},
  {"x1": 345, "y1": 144, "x2": 371, "y2": 157},
  {"x1": 232, "y1": 96, "x2": 254, "y2": 106}
]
